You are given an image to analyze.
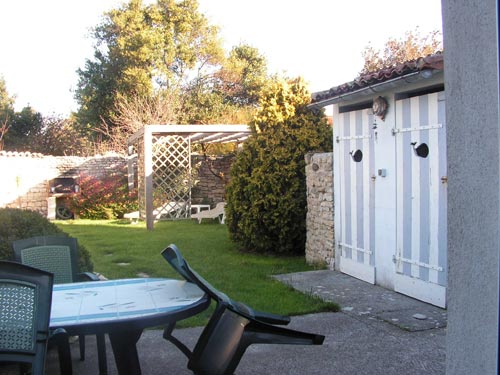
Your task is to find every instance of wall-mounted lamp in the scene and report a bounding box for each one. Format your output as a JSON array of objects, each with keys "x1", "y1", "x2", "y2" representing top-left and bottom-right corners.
[
  {"x1": 372, "y1": 96, "x2": 389, "y2": 121},
  {"x1": 350, "y1": 149, "x2": 363, "y2": 162},
  {"x1": 411, "y1": 142, "x2": 429, "y2": 158}
]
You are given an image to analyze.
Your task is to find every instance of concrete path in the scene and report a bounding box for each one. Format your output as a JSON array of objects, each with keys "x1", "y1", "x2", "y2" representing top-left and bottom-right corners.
[
  {"x1": 17, "y1": 270, "x2": 447, "y2": 374},
  {"x1": 274, "y1": 270, "x2": 447, "y2": 332}
]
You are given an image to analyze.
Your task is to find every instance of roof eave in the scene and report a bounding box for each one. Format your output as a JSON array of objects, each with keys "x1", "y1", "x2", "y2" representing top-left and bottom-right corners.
[{"x1": 309, "y1": 69, "x2": 444, "y2": 109}]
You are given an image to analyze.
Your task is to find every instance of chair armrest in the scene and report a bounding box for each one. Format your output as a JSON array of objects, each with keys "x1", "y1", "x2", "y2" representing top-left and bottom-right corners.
[
  {"x1": 252, "y1": 310, "x2": 291, "y2": 325},
  {"x1": 245, "y1": 316, "x2": 325, "y2": 345},
  {"x1": 77, "y1": 272, "x2": 101, "y2": 282},
  {"x1": 233, "y1": 301, "x2": 291, "y2": 325}
]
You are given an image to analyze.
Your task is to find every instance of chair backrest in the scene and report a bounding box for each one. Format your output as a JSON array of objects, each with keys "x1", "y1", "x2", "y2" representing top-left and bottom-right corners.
[
  {"x1": 161, "y1": 244, "x2": 231, "y2": 305},
  {"x1": 0, "y1": 261, "x2": 54, "y2": 374},
  {"x1": 213, "y1": 202, "x2": 226, "y2": 213},
  {"x1": 12, "y1": 236, "x2": 79, "y2": 284}
]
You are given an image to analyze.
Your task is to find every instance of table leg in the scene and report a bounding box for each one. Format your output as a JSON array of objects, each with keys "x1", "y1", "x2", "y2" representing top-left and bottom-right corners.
[
  {"x1": 97, "y1": 334, "x2": 108, "y2": 374},
  {"x1": 53, "y1": 329, "x2": 72, "y2": 374},
  {"x1": 109, "y1": 330, "x2": 143, "y2": 375}
]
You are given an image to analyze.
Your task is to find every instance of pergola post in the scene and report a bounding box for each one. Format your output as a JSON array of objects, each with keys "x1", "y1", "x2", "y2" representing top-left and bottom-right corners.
[
  {"x1": 144, "y1": 127, "x2": 155, "y2": 230},
  {"x1": 127, "y1": 144, "x2": 135, "y2": 191}
]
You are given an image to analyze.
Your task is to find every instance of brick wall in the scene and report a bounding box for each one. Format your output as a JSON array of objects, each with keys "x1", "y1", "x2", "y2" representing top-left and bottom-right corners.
[{"x1": 305, "y1": 152, "x2": 334, "y2": 267}]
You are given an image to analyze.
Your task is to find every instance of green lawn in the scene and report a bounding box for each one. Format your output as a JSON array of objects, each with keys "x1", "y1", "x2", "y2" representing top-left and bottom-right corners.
[{"x1": 55, "y1": 219, "x2": 339, "y2": 327}]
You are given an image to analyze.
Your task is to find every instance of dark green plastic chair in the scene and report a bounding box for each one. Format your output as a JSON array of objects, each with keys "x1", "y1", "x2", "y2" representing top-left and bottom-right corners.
[
  {"x1": 161, "y1": 244, "x2": 325, "y2": 375},
  {"x1": 12, "y1": 236, "x2": 107, "y2": 375},
  {"x1": 0, "y1": 261, "x2": 54, "y2": 374}
]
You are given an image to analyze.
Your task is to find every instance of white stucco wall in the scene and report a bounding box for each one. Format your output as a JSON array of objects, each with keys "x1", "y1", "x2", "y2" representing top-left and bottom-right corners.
[
  {"x1": 371, "y1": 95, "x2": 398, "y2": 289},
  {"x1": 443, "y1": 0, "x2": 499, "y2": 373}
]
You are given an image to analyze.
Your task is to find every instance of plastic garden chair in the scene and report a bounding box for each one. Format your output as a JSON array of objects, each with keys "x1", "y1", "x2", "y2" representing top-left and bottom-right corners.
[
  {"x1": 0, "y1": 261, "x2": 55, "y2": 374},
  {"x1": 12, "y1": 235, "x2": 107, "y2": 375},
  {"x1": 161, "y1": 244, "x2": 325, "y2": 375},
  {"x1": 124, "y1": 201, "x2": 188, "y2": 222},
  {"x1": 191, "y1": 202, "x2": 226, "y2": 224}
]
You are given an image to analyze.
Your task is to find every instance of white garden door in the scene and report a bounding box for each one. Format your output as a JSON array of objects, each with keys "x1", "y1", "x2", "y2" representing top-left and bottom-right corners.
[
  {"x1": 335, "y1": 109, "x2": 376, "y2": 283},
  {"x1": 393, "y1": 92, "x2": 447, "y2": 308}
]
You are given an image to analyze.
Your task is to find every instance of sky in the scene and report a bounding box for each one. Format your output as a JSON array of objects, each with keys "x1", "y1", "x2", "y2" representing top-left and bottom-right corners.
[{"x1": 0, "y1": 0, "x2": 443, "y2": 117}]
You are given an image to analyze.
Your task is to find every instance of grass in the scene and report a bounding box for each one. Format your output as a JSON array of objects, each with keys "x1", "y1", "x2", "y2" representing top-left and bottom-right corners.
[{"x1": 55, "y1": 218, "x2": 339, "y2": 327}]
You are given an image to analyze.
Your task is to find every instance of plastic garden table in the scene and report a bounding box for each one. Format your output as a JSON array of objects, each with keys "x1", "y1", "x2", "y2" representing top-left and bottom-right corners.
[{"x1": 50, "y1": 278, "x2": 209, "y2": 375}]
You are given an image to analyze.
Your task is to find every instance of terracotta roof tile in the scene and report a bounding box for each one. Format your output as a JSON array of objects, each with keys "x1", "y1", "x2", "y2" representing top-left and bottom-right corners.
[{"x1": 312, "y1": 53, "x2": 444, "y2": 104}]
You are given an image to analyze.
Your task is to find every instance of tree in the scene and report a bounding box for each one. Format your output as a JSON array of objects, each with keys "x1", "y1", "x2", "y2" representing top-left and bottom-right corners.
[
  {"x1": 75, "y1": 0, "x2": 272, "y2": 154},
  {"x1": 360, "y1": 28, "x2": 443, "y2": 74},
  {"x1": 0, "y1": 116, "x2": 9, "y2": 151},
  {"x1": 31, "y1": 116, "x2": 92, "y2": 156},
  {"x1": 2, "y1": 104, "x2": 91, "y2": 156},
  {"x1": 3, "y1": 106, "x2": 43, "y2": 151},
  {"x1": 74, "y1": 50, "x2": 118, "y2": 136},
  {"x1": 215, "y1": 44, "x2": 268, "y2": 106},
  {"x1": 75, "y1": 0, "x2": 224, "y2": 137},
  {"x1": 100, "y1": 89, "x2": 183, "y2": 152},
  {"x1": 0, "y1": 77, "x2": 15, "y2": 150},
  {"x1": 179, "y1": 44, "x2": 267, "y2": 126},
  {"x1": 225, "y1": 77, "x2": 333, "y2": 255}
]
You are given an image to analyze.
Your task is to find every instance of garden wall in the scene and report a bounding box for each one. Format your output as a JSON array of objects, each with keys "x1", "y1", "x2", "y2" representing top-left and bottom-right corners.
[
  {"x1": 305, "y1": 152, "x2": 334, "y2": 267},
  {"x1": 191, "y1": 154, "x2": 234, "y2": 205},
  {"x1": 0, "y1": 151, "x2": 128, "y2": 217},
  {"x1": 0, "y1": 151, "x2": 233, "y2": 218}
]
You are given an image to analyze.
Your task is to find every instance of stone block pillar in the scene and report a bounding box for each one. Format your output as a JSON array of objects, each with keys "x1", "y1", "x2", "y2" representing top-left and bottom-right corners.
[{"x1": 305, "y1": 152, "x2": 334, "y2": 267}]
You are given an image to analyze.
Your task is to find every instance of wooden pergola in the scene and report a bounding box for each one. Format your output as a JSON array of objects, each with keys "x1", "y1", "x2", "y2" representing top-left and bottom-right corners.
[{"x1": 127, "y1": 125, "x2": 251, "y2": 229}]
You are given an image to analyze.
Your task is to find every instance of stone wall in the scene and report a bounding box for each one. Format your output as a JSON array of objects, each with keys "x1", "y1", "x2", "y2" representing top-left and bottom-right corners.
[
  {"x1": 191, "y1": 154, "x2": 234, "y2": 205},
  {"x1": 0, "y1": 151, "x2": 233, "y2": 217},
  {"x1": 0, "y1": 151, "x2": 128, "y2": 217},
  {"x1": 305, "y1": 152, "x2": 334, "y2": 268}
]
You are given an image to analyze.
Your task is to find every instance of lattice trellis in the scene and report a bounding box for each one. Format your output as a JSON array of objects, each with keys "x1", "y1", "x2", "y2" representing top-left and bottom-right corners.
[
  {"x1": 151, "y1": 135, "x2": 191, "y2": 219},
  {"x1": 127, "y1": 125, "x2": 250, "y2": 229}
]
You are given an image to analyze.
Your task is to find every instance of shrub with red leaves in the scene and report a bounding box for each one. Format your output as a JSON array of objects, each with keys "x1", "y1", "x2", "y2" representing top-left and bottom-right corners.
[{"x1": 70, "y1": 174, "x2": 138, "y2": 219}]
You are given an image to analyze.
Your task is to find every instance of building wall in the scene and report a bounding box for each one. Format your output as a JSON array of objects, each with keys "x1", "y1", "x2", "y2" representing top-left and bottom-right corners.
[
  {"x1": 305, "y1": 152, "x2": 334, "y2": 267},
  {"x1": 442, "y1": 0, "x2": 499, "y2": 373}
]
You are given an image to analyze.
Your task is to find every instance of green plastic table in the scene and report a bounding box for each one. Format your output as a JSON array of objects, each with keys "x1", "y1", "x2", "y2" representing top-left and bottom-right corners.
[{"x1": 50, "y1": 278, "x2": 209, "y2": 374}]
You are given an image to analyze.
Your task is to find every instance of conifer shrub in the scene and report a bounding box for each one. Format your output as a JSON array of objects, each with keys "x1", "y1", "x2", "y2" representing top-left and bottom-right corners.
[
  {"x1": 0, "y1": 207, "x2": 93, "y2": 271},
  {"x1": 226, "y1": 77, "x2": 332, "y2": 255}
]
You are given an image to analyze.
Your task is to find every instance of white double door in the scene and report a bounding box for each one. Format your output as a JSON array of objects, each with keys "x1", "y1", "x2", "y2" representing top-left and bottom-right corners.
[{"x1": 335, "y1": 92, "x2": 447, "y2": 307}]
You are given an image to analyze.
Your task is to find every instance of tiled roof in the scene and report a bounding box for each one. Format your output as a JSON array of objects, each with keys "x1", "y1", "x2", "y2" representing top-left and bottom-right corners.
[{"x1": 311, "y1": 53, "x2": 444, "y2": 104}]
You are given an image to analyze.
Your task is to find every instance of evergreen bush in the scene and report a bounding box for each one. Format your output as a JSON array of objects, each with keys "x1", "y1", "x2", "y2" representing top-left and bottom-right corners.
[
  {"x1": 226, "y1": 77, "x2": 333, "y2": 255},
  {"x1": 0, "y1": 207, "x2": 94, "y2": 271}
]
